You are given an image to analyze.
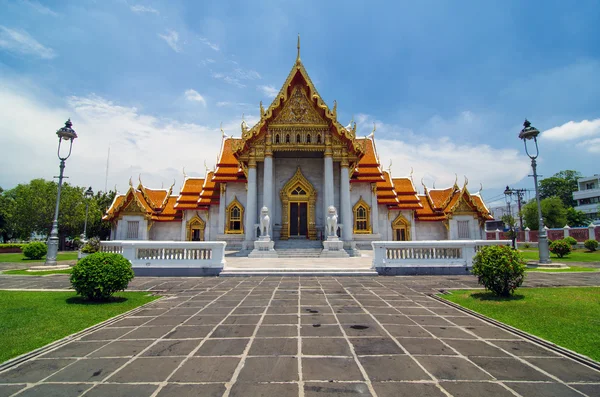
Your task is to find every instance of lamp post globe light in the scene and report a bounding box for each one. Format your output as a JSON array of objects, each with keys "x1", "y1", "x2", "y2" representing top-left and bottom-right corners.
[
  {"x1": 519, "y1": 119, "x2": 551, "y2": 264},
  {"x1": 82, "y1": 186, "x2": 94, "y2": 241},
  {"x1": 45, "y1": 119, "x2": 78, "y2": 266}
]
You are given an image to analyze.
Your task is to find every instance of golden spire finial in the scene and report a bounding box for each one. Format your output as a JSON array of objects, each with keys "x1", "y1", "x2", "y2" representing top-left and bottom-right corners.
[
  {"x1": 204, "y1": 160, "x2": 209, "y2": 175},
  {"x1": 409, "y1": 167, "x2": 414, "y2": 182},
  {"x1": 138, "y1": 174, "x2": 143, "y2": 188},
  {"x1": 478, "y1": 183, "x2": 483, "y2": 194},
  {"x1": 388, "y1": 159, "x2": 392, "y2": 175},
  {"x1": 220, "y1": 122, "x2": 225, "y2": 138},
  {"x1": 370, "y1": 122, "x2": 376, "y2": 137},
  {"x1": 454, "y1": 173, "x2": 458, "y2": 188},
  {"x1": 128, "y1": 177, "x2": 133, "y2": 187},
  {"x1": 421, "y1": 177, "x2": 427, "y2": 193},
  {"x1": 463, "y1": 175, "x2": 469, "y2": 188},
  {"x1": 182, "y1": 167, "x2": 187, "y2": 178},
  {"x1": 260, "y1": 101, "x2": 264, "y2": 117},
  {"x1": 296, "y1": 33, "x2": 301, "y2": 63}
]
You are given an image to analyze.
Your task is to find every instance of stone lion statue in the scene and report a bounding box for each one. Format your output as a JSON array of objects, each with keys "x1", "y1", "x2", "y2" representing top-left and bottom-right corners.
[
  {"x1": 260, "y1": 206, "x2": 270, "y2": 238},
  {"x1": 326, "y1": 206, "x2": 338, "y2": 238}
]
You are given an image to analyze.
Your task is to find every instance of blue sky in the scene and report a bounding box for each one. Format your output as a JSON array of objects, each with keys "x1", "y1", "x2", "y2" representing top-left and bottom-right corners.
[{"x1": 0, "y1": 0, "x2": 598, "y2": 213}]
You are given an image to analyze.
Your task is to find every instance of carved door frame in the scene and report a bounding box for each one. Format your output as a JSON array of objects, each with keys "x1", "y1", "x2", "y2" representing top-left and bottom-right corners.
[{"x1": 280, "y1": 167, "x2": 317, "y2": 240}]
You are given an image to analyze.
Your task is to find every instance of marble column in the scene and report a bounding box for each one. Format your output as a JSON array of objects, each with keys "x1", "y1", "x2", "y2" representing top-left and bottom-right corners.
[
  {"x1": 340, "y1": 162, "x2": 353, "y2": 241},
  {"x1": 218, "y1": 183, "x2": 226, "y2": 234},
  {"x1": 245, "y1": 162, "x2": 258, "y2": 241},
  {"x1": 371, "y1": 184, "x2": 379, "y2": 234},
  {"x1": 324, "y1": 154, "x2": 334, "y2": 212},
  {"x1": 263, "y1": 155, "x2": 273, "y2": 236}
]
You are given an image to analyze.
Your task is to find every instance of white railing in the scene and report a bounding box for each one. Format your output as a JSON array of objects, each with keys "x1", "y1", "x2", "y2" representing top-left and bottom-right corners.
[
  {"x1": 372, "y1": 240, "x2": 511, "y2": 269},
  {"x1": 99, "y1": 241, "x2": 226, "y2": 268}
]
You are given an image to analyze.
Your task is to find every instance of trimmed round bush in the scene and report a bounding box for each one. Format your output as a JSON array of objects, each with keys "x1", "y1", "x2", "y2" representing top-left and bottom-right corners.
[
  {"x1": 471, "y1": 245, "x2": 526, "y2": 297},
  {"x1": 584, "y1": 239, "x2": 598, "y2": 252},
  {"x1": 549, "y1": 239, "x2": 571, "y2": 258},
  {"x1": 22, "y1": 242, "x2": 48, "y2": 260},
  {"x1": 70, "y1": 253, "x2": 134, "y2": 301},
  {"x1": 564, "y1": 236, "x2": 577, "y2": 246}
]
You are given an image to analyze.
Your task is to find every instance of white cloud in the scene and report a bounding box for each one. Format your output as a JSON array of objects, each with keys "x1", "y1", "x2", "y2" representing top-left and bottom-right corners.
[
  {"x1": 212, "y1": 73, "x2": 245, "y2": 88},
  {"x1": 0, "y1": 80, "x2": 261, "y2": 193},
  {"x1": 199, "y1": 37, "x2": 219, "y2": 51},
  {"x1": 0, "y1": 26, "x2": 56, "y2": 59},
  {"x1": 158, "y1": 30, "x2": 181, "y2": 53},
  {"x1": 542, "y1": 119, "x2": 600, "y2": 141},
  {"x1": 200, "y1": 58, "x2": 215, "y2": 66},
  {"x1": 212, "y1": 68, "x2": 261, "y2": 88},
  {"x1": 130, "y1": 5, "x2": 159, "y2": 15},
  {"x1": 21, "y1": 0, "x2": 58, "y2": 16},
  {"x1": 355, "y1": 114, "x2": 531, "y2": 191},
  {"x1": 184, "y1": 89, "x2": 206, "y2": 106},
  {"x1": 578, "y1": 137, "x2": 600, "y2": 153},
  {"x1": 258, "y1": 85, "x2": 278, "y2": 98},
  {"x1": 216, "y1": 101, "x2": 252, "y2": 108},
  {"x1": 234, "y1": 68, "x2": 261, "y2": 80}
]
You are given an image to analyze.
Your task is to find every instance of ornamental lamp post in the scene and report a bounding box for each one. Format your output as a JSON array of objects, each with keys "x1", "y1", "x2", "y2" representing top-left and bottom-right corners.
[
  {"x1": 503, "y1": 185, "x2": 516, "y2": 249},
  {"x1": 45, "y1": 119, "x2": 78, "y2": 266},
  {"x1": 519, "y1": 119, "x2": 550, "y2": 264},
  {"x1": 82, "y1": 186, "x2": 94, "y2": 241}
]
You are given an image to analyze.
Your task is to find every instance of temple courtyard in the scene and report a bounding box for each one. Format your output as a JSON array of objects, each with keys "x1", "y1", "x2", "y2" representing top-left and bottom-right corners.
[{"x1": 1, "y1": 271, "x2": 599, "y2": 397}]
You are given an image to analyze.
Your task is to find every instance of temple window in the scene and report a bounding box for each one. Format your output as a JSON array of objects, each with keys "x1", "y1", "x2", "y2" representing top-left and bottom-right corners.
[
  {"x1": 392, "y1": 213, "x2": 410, "y2": 241},
  {"x1": 285, "y1": 134, "x2": 290, "y2": 143},
  {"x1": 457, "y1": 220, "x2": 470, "y2": 239},
  {"x1": 317, "y1": 134, "x2": 322, "y2": 144},
  {"x1": 275, "y1": 134, "x2": 280, "y2": 144},
  {"x1": 226, "y1": 197, "x2": 244, "y2": 234},
  {"x1": 126, "y1": 221, "x2": 139, "y2": 239},
  {"x1": 353, "y1": 197, "x2": 371, "y2": 233},
  {"x1": 306, "y1": 134, "x2": 311, "y2": 143},
  {"x1": 296, "y1": 134, "x2": 301, "y2": 143}
]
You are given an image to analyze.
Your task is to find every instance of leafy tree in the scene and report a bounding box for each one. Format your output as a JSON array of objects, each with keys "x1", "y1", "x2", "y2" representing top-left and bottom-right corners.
[
  {"x1": 521, "y1": 197, "x2": 567, "y2": 230},
  {"x1": 501, "y1": 214, "x2": 518, "y2": 249},
  {"x1": 0, "y1": 187, "x2": 16, "y2": 242},
  {"x1": 87, "y1": 190, "x2": 116, "y2": 240},
  {"x1": 566, "y1": 207, "x2": 589, "y2": 227},
  {"x1": 539, "y1": 170, "x2": 581, "y2": 208}
]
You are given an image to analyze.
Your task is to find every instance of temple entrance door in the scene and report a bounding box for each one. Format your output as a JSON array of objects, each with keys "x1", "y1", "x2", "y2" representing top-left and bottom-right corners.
[{"x1": 289, "y1": 202, "x2": 308, "y2": 238}]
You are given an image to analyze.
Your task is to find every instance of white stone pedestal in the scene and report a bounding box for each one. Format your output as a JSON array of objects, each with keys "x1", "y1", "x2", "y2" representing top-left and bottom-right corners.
[
  {"x1": 321, "y1": 237, "x2": 349, "y2": 258},
  {"x1": 249, "y1": 238, "x2": 278, "y2": 258}
]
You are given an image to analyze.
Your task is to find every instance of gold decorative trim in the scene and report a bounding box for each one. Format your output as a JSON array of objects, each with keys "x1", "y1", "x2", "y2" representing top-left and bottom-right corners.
[
  {"x1": 186, "y1": 214, "x2": 206, "y2": 241},
  {"x1": 391, "y1": 213, "x2": 411, "y2": 241},
  {"x1": 279, "y1": 167, "x2": 317, "y2": 240},
  {"x1": 225, "y1": 196, "x2": 244, "y2": 234},
  {"x1": 353, "y1": 196, "x2": 371, "y2": 234}
]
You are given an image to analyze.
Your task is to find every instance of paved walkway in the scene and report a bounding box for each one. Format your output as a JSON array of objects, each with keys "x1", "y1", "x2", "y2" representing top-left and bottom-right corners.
[{"x1": 1, "y1": 274, "x2": 599, "y2": 396}]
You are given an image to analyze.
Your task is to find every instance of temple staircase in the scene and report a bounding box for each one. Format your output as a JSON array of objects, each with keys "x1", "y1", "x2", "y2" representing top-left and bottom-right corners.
[{"x1": 274, "y1": 239, "x2": 323, "y2": 258}]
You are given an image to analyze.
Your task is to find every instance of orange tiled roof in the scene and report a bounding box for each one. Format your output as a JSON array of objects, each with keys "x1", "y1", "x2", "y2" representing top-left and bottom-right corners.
[
  {"x1": 352, "y1": 137, "x2": 385, "y2": 183},
  {"x1": 152, "y1": 196, "x2": 182, "y2": 221},
  {"x1": 428, "y1": 187, "x2": 455, "y2": 210},
  {"x1": 139, "y1": 186, "x2": 168, "y2": 210},
  {"x1": 175, "y1": 177, "x2": 204, "y2": 210},
  {"x1": 104, "y1": 185, "x2": 183, "y2": 222},
  {"x1": 376, "y1": 171, "x2": 400, "y2": 206},
  {"x1": 214, "y1": 138, "x2": 245, "y2": 182},
  {"x1": 392, "y1": 178, "x2": 422, "y2": 209},
  {"x1": 198, "y1": 171, "x2": 220, "y2": 208},
  {"x1": 103, "y1": 194, "x2": 125, "y2": 220},
  {"x1": 415, "y1": 195, "x2": 447, "y2": 221}
]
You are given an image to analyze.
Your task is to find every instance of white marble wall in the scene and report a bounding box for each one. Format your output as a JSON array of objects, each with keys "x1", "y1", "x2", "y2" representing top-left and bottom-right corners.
[
  {"x1": 415, "y1": 221, "x2": 447, "y2": 240},
  {"x1": 150, "y1": 222, "x2": 181, "y2": 241},
  {"x1": 449, "y1": 215, "x2": 484, "y2": 240},
  {"x1": 115, "y1": 215, "x2": 148, "y2": 240}
]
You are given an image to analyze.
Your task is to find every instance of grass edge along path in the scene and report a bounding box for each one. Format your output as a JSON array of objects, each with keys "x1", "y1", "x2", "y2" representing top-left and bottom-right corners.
[
  {"x1": 0, "y1": 252, "x2": 78, "y2": 263},
  {"x1": 2, "y1": 269, "x2": 73, "y2": 276},
  {"x1": 442, "y1": 287, "x2": 600, "y2": 362},
  {"x1": 526, "y1": 266, "x2": 597, "y2": 273},
  {"x1": 520, "y1": 248, "x2": 600, "y2": 263},
  {"x1": 0, "y1": 291, "x2": 158, "y2": 363}
]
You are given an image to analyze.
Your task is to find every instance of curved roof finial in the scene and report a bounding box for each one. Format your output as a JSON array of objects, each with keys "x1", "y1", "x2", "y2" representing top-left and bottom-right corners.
[
  {"x1": 128, "y1": 177, "x2": 133, "y2": 188},
  {"x1": 420, "y1": 177, "x2": 427, "y2": 193},
  {"x1": 370, "y1": 122, "x2": 376, "y2": 137},
  {"x1": 138, "y1": 174, "x2": 143, "y2": 188},
  {"x1": 454, "y1": 173, "x2": 458, "y2": 188},
  {"x1": 296, "y1": 33, "x2": 301, "y2": 63},
  {"x1": 182, "y1": 167, "x2": 187, "y2": 178},
  {"x1": 220, "y1": 122, "x2": 226, "y2": 138},
  {"x1": 433, "y1": 181, "x2": 436, "y2": 189},
  {"x1": 204, "y1": 160, "x2": 209, "y2": 175},
  {"x1": 409, "y1": 167, "x2": 414, "y2": 182},
  {"x1": 387, "y1": 159, "x2": 392, "y2": 175},
  {"x1": 260, "y1": 101, "x2": 264, "y2": 117},
  {"x1": 478, "y1": 183, "x2": 483, "y2": 194},
  {"x1": 463, "y1": 175, "x2": 469, "y2": 188}
]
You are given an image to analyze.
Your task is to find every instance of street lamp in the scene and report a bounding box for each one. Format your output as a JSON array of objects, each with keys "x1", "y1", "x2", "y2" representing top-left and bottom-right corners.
[
  {"x1": 519, "y1": 119, "x2": 551, "y2": 264},
  {"x1": 503, "y1": 185, "x2": 512, "y2": 217},
  {"x1": 45, "y1": 119, "x2": 78, "y2": 266},
  {"x1": 503, "y1": 185, "x2": 516, "y2": 249},
  {"x1": 82, "y1": 187, "x2": 94, "y2": 241}
]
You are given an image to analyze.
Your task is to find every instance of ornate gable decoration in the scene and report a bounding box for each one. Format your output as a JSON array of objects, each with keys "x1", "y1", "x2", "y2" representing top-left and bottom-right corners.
[{"x1": 271, "y1": 86, "x2": 327, "y2": 126}]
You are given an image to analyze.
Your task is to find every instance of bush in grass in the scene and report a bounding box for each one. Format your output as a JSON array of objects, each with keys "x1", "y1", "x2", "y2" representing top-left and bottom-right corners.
[
  {"x1": 22, "y1": 242, "x2": 48, "y2": 260},
  {"x1": 584, "y1": 239, "x2": 598, "y2": 252},
  {"x1": 70, "y1": 253, "x2": 134, "y2": 301},
  {"x1": 471, "y1": 245, "x2": 526, "y2": 297},
  {"x1": 523, "y1": 243, "x2": 531, "y2": 249},
  {"x1": 81, "y1": 237, "x2": 100, "y2": 254},
  {"x1": 549, "y1": 239, "x2": 571, "y2": 258},
  {"x1": 564, "y1": 236, "x2": 577, "y2": 246}
]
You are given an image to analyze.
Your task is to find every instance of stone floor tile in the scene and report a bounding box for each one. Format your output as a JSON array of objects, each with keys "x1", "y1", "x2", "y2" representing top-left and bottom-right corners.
[
  {"x1": 300, "y1": 305, "x2": 333, "y2": 314},
  {"x1": 336, "y1": 314, "x2": 374, "y2": 324},
  {"x1": 195, "y1": 338, "x2": 250, "y2": 356},
  {"x1": 304, "y1": 382, "x2": 372, "y2": 396},
  {"x1": 11, "y1": 383, "x2": 89, "y2": 397},
  {"x1": 169, "y1": 356, "x2": 239, "y2": 382},
  {"x1": 466, "y1": 326, "x2": 519, "y2": 340},
  {"x1": 301, "y1": 314, "x2": 337, "y2": 325},
  {"x1": 382, "y1": 324, "x2": 432, "y2": 338},
  {"x1": 397, "y1": 337, "x2": 457, "y2": 355},
  {"x1": 415, "y1": 356, "x2": 493, "y2": 381},
  {"x1": 141, "y1": 339, "x2": 200, "y2": 357},
  {"x1": 442, "y1": 339, "x2": 510, "y2": 357},
  {"x1": 301, "y1": 324, "x2": 344, "y2": 337},
  {"x1": 302, "y1": 357, "x2": 364, "y2": 381},
  {"x1": 184, "y1": 314, "x2": 227, "y2": 325},
  {"x1": 395, "y1": 308, "x2": 434, "y2": 316},
  {"x1": 156, "y1": 383, "x2": 225, "y2": 397},
  {"x1": 85, "y1": 383, "x2": 158, "y2": 397},
  {"x1": 266, "y1": 305, "x2": 298, "y2": 314},
  {"x1": 164, "y1": 325, "x2": 213, "y2": 339},
  {"x1": 334, "y1": 306, "x2": 366, "y2": 314},
  {"x1": 262, "y1": 314, "x2": 299, "y2": 325},
  {"x1": 210, "y1": 324, "x2": 257, "y2": 338},
  {"x1": 468, "y1": 357, "x2": 553, "y2": 381},
  {"x1": 507, "y1": 382, "x2": 585, "y2": 397},
  {"x1": 110, "y1": 316, "x2": 152, "y2": 327},
  {"x1": 423, "y1": 325, "x2": 478, "y2": 339},
  {"x1": 232, "y1": 306, "x2": 265, "y2": 315},
  {"x1": 525, "y1": 357, "x2": 600, "y2": 382},
  {"x1": 373, "y1": 314, "x2": 414, "y2": 325},
  {"x1": 349, "y1": 337, "x2": 404, "y2": 355},
  {"x1": 492, "y1": 340, "x2": 561, "y2": 357},
  {"x1": 0, "y1": 384, "x2": 25, "y2": 397},
  {"x1": 108, "y1": 357, "x2": 183, "y2": 382},
  {"x1": 47, "y1": 357, "x2": 128, "y2": 382},
  {"x1": 372, "y1": 382, "x2": 446, "y2": 397},
  {"x1": 256, "y1": 325, "x2": 297, "y2": 337},
  {"x1": 569, "y1": 383, "x2": 600, "y2": 397},
  {"x1": 229, "y1": 382, "x2": 299, "y2": 397},
  {"x1": 303, "y1": 338, "x2": 352, "y2": 356},
  {"x1": 120, "y1": 325, "x2": 173, "y2": 339},
  {"x1": 407, "y1": 316, "x2": 453, "y2": 326},
  {"x1": 248, "y1": 337, "x2": 298, "y2": 356},
  {"x1": 343, "y1": 323, "x2": 388, "y2": 337},
  {"x1": 236, "y1": 356, "x2": 298, "y2": 382},
  {"x1": 0, "y1": 359, "x2": 75, "y2": 383},
  {"x1": 135, "y1": 308, "x2": 169, "y2": 316},
  {"x1": 446, "y1": 316, "x2": 489, "y2": 327},
  {"x1": 41, "y1": 341, "x2": 106, "y2": 358},
  {"x1": 359, "y1": 355, "x2": 430, "y2": 381},
  {"x1": 439, "y1": 381, "x2": 516, "y2": 397},
  {"x1": 222, "y1": 315, "x2": 262, "y2": 325},
  {"x1": 79, "y1": 327, "x2": 135, "y2": 341},
  {"x1": 364, "y1": 307, "x2": 399, "y2": 315},
  {"x1": 144, "y1": 315, "x2": 190, "y2": 326},
  {"x1": 89, "y1": 340, "x2": 154, "y2": 358}
]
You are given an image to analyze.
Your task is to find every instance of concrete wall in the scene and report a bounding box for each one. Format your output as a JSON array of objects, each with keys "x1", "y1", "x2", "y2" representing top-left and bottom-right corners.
[
  {"x1": 150, "y1": 222, "x2": 181, "y2": 241},
  {"x1": 415, "y1": 221, "x2": 447, "y2": 240},
  {"x1": 115, "y1": 215, "x2": 148, "y2": 240},
  {"x1": 449, "y1": 215, "x2": 483, "y2": 240}
]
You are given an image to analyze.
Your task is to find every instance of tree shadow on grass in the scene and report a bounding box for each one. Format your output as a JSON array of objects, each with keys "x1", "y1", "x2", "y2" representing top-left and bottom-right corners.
[
  {"x1": 66, "y1": 296, "x2": 128, "y2": 305},
  {"x1": 470, "y1": 292, "x2": 525, "y2": 302}
]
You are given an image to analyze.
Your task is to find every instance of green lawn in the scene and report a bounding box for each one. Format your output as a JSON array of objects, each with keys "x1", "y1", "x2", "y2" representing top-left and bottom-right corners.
[
  {"x1": 0, "y1": 252, "x2": 78, "y2": 263},
  {"x1": 0, "y1": 291, "x2": 158, "y2": 363},
  {"x1": 443, "y1": 288, "x2": 600, "y2": 361},
  {"x1": 2, "y1": 268, "x2": 73, "y2": 276},
  {"x1": 526, "y1": 266, "x2": 597, "y2": 273},
  {"x1": 520, "y1": 248, "x2": 600, "y2": 263}
]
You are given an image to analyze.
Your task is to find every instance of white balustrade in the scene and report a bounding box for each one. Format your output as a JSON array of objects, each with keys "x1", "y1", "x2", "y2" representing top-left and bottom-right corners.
[{"x1": 372, "y1": 240, "x2": 511, "y2": 273}]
